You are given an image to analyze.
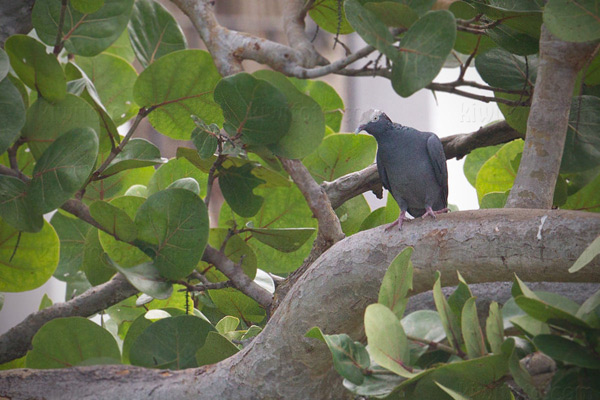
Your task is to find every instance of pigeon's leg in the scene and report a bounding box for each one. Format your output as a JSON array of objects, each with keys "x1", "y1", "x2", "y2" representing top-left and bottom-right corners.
[
  {"x1": 422, "y1": 207, "x2": 450, "y2": 219},
  {"x1": 385, "y1": 210, "x2": 408, "y2": 231}
]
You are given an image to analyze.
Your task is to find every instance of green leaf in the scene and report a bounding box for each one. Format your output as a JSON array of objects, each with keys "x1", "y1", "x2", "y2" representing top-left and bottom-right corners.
[
  {"x1": 26, "y1": 317, "x2": 120, "y2": 368},
  {"x1": 514, "y1": 296, "x2": 593, "y2": 332},
  {"x1": 0, "y1": 175, "x2": 43, "y2": 233},
  {"x1": 208, "y1": 288, "x2": 266, "y2": 323},
  {"x1": 545, "y1": 367, "x2": 600, "y2": 400},
  {"x1": 336, "y1": 195, "x2": 371, "y2": 236},
  {"x1": 73, "y1": 53, "x2": 139, "y2": 126},
  {"x1": 191, "y1": 127, "x2": 218, "y2": 159},
  {"x1": 103, "y1": 29, "x2": 135, "y2": 62},
  {"x1": 167, "y1": 178, "x2": 200, "y2": 194},
  {"x1": 196, "y1": 331, "x2": 239, "y2": 366},
  {"x1": 219, "y1": 164, "x2": 266, "y2": 218},
  {"x1": 4, "y1": 35, "x2": 66, "y2": 102},
  {"x1": 50, "y1": 211, "x2": 92, "y2": 281},
  {"x1": 563, "y1": 167, "x2": 600, "y2": 212},
  {"x1": 219, "y1": 185, "x2": 316, "y2": 274},
  {"x1": 447, "y1": 272, "x2": 473, "y2": 320},
  {"x1": 215, "y1": 316, "x2": 240, "y2": 334},
  {"x1": 39, "y1": 293, "x2": 53, "y2": 310},
  {"x1": 129, "y1": 315, "x2": 215, "y2": 369},
  {"x1": 364, "y1": 2, "x2": 418, "y2": 28},
  {"x1": 310, "y1": 0, "x2": 354, "y2": 34},
  {"x1": 106, "y1": 258, "x2": 173, "y2": 300},
  {"x1": 570, "y1": 234, "x2": 600, "y2": 273},
  {"x1": 534, "y1": 335, "x2": 600, "y2": 369},
  {"x1": 392, "y1": 10, "x2": 457, "y2": 97},
  {"x1": 365, "y1": 303, "x2": 414, "y2": 378},
  {"x1": 378, "y1": 247, "x2": 413, "y2": 319},
  {"x1": 434, "y1": 382, "x2": 471, "y2": 400},
  {"x1": 480, "y1": 191, "x2": 510, "y2": 208},
  {"x1": 461, "y1": 297, "x2": 486, "y2": 359},
  {"x1": 147, "y1": 157, "x2": 208, "y2": 197},
  {"x1": 475, "y1": 139, "x2": 523, "y2": 202},
  {"x1": 402, "y1": 310, "x2": 446, "y2": 342},
  {"x1": 135, "y1": 189, "x2": 209, "y2": 280},
  {"x1": 475, "y1": 48, "x2": 538, "y2": 91},
  {"x1": 0, "y1": 218, "x2": 59, "y2": 292},
  {"x1": 27, "y1": 128, "x2": 98, "y2": 214},
  {"x1": 505, "y1": 338, "x2": 542, "y2": 400},
  {"x1": 71, "y1": 0, "x2": 105, "y2": 13},
  {"x1": 544, "y1": 0, "x2": 600, "y2": 42},
  {"x1": 128, "y1": 0, "x2": 187, "y2": 67},
  {"x1": 433, "y1": 272, "x2": 462, "y2": 351},
  {"x1": 561, "y1": 96, "x2": 600, "y2": 174},
  {"x1": 497, "y1": 92, "x2": 530, "y2": 134},
  {"x1": 89, "y1": 200, "x2": 138, "y2": 242},
  {"x1": 303, "y1": 133, "x2": 377, "y2": 183},
  {"x1": 0, "y1": 77, "x2": 26, "y2": 155},
  {"x1": 21, "y1": 94, "x2": 100, "y2": 160},
  {"x1": 345, "y1": 0, "x2": 398, "y2": 61},
  {"x1": 289, "y1": 78, "x2": 344, "y2": 132},
  {"x1": 214, "y1": 72, "x2": 291, "y2": 146},
  {"x1": 98, "y1": 196, "x2": 150, "y2": 268},
  {"x1": 323, "y1": 332, "x2": 371, "y2": 385},
  {"x1": 487, "y1": 23, "x2": 539, "y2": 55},
  {"x1": 252, "y1": 70, "x2": 325, "y2": 159},
  {"x1": 82, "y1": 228, "x2": 115, "y2": 286},
  {"x1": 0, "y1": 48, "x2": 9, "y2": 81},
  {"x1": 103, "y1": 139, "x2": 165, "y2": 177},
  {"x1": 32, "y1": 0, "x2": 134, "y2": 56},
  {"x1": 134, "y1": 50, "x2": 223, "y2": 139},
  {"x1": 246, "y1": 226, "x2": 316, "y2": 253},
  {"x1": 486, "y1": 302, "x2": 504, "y2": 354}
]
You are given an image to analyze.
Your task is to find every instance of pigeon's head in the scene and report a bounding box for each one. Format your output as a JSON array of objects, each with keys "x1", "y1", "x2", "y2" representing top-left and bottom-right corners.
[{"x1": 355, "y1": 109, "x2": 392, "y2": 136}]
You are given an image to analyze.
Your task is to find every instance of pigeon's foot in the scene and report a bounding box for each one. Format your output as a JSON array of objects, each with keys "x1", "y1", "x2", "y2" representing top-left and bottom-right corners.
[
  {"x1": 385, "y1": 211, "x2": 408, "y2": 231},
  {"x1": 422, "y1": 207, "x2": 450, "y2": 219}
]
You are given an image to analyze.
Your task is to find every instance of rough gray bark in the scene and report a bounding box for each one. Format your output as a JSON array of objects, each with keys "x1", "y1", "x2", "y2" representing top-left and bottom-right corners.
[
  {"x1": 0, "y1": 0, "x2": 34, "y2": 46},
  {"x1": 506, "y1": 27, "x2": 598, "y2": 208},
  {"x1": 2, "y1": 209, "x2": 599, "y2": 400}
]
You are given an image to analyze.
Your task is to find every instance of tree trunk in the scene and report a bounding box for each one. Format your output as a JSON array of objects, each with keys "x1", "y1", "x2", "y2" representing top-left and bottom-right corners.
[
  {"x1": 506, "y1": 27, "x2": 597, "y2": 209},
  {"x1": 2, "y1": 209, "x2": 599, "y2": 400}
]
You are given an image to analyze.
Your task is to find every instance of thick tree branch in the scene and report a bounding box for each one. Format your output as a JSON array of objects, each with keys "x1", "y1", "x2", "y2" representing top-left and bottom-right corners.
[
  {"x1": 506, "y1": 27, "x2": 598, "y2": 209},
  {"x1": 0, "y1": 274, "x2": 137, "y2": 365},
  {"x1": 283, "y1": 0, "x2": 327, "y2": 67},
  {"x1": 323, "y1": 121, "x2": 522, "y2": 209},
  {"x1": 290, "y1": 45, "x2": 376, "y2": 78},
  {"x1": 0, "y1": 0, "x2": 34, "y2": 47},
  {"x1": 2, "y1": 209, "x2": 598, "y2": 399}
]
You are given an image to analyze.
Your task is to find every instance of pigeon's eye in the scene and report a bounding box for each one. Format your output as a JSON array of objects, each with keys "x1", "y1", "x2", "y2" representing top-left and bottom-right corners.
[{"x1": 372, "y1": 115, "x2": 379, "y2": 122}]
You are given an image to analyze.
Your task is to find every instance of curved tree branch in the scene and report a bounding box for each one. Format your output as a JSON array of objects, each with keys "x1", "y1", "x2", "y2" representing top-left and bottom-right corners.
[
  {"x1": 1, "y1": 209, "x2": 598, "y2": 399},
  {"x1": 0, "y1": 274, "x2": 137, "y2": 365},
  {"x1": 283, "y1": 0, "x2": 327, "y2": 67},
  {"x1": 506, "y1": 27, "x2": 598, "y2": 209}
]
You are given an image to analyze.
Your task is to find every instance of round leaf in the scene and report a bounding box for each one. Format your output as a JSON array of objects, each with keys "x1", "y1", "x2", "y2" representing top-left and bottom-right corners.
[
  {"x1": 0, "y1": 48, "x2": 9, "y2": 81},
  {"x1": 392, "y1": 10, "x2": 457, "y2": 97},
  {"x1": 544, "y1": 0, "x2": 600, "y2": 42},
  {"x1": 89, "y1": 200, "x2": 138, "y2": 242},
  {"x1": 0, "y1": 77, "x2": 26, "y2": 155},
  {"x1": 214, "y1": 72, "x2": 291, "y2": 146},
  {"x1": 196, "y1": 331, "x2": 239, "y2": 366},
  {"x1": 0, "y1": 218, "x2": 59, "y2": 292},
  {"x1": 128, "y1": 0, "x2": 187, "y2": 67},
  {"x1": 26, "y1": 317, "x2": 120, "y2": 368},
  {"x1": 134, "y1": 50, "x2": 223, "y2": 139},
  {"x1": 462, "y1": 143, "x2": 503, "y2": 187},
  {"x1": 50, "y1": 211, "x2": 93, "y2": 281},
  {"x1": 289, "y1": 77, "x2": 344, "y2": 132},
  {"x1": 21, "y1": 94, "x2": 100, "y2": 160},
  {"x1": 82, "y1": 228, "x2": 115, "y2": 286},
  {"x1": 303, "y1": 133, "x2": 377, "y2": 183},
  {"x1": 106, "y1": 259, "x2": 173, "y2": 300},
  {"x1": 561, "y1": 96, "x2": 600, "y2": 173},
  {"x1": 129, "y1": 315, "x2": 215, "y2": 369},
  {"x1": 135, "y1": 189, "x2": 209, "y2": 280},
  {"x1": 345, "y1": 0, "x2": 398, "y2": 61},
  {"x1": 309, "y1": 0, "x2": 354, "y2": 34},
  {"x1": 475, "y1": 48, "x2": 538, "y2": 91},
  {"x1": 475, "y1": 139, "x2": 524, "y2": 202},
  {"x1": 70, "y1": 0, "x2": 105, "y2": 13},
  {"x1": 0, "y1": 175, "x2": 43, "y2": 233},
  {"x1": 73, "y1": 53, "x2": 139, "y2": 126},
  {"x1": 167, "y1": 178, "x2": 200, "y2": 194},
  {"x1": 147, "y1": 157, "x2": 207, "y2": 197},
  {"x1": 219, "y1": 164, "x2": 265, "y2": 218},
  {"x1": 32, "y1": 0, "x2": 134, "y2": 56},
  {"x1": 246, "y1": 227, "x2": 316, "y2": 253},
  {"x1": 4, "y1": 35, "x2": 66, "y2": 101},
  {"x1": 253, "y1": 70, "x2": 325, "y2": 158},
  {"x1": 208, "y1": 288, "x2": 266, "y2": 323},
  {"x1": 27, "y1": 128, "x2": 99, "y2": 214},
  {"x1": 208, "y1": 228, "x2": 257, "y2": 280},
  {"x1": 84, "y1": 166, "x2": 154, "y2": 204},
  {"x1": 103, "y1": 138, "x2": 165, "y2": 176}
]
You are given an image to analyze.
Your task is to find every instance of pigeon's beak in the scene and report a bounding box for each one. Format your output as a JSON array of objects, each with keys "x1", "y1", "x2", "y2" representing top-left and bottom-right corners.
[{"x1": 355, "y1": 124, "x2": 365, "y2": 134}]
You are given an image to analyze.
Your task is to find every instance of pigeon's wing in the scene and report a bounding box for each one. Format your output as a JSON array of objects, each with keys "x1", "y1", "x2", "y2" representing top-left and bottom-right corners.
[
  {"x1": 376, "y1": 151, "x2": 391, "y2": 191},
  {"x1": 426, "y1": 134, "x2": 448, "y2": 200}
]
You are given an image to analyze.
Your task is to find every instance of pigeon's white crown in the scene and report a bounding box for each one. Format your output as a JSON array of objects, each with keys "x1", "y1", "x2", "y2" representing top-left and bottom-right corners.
[{"x1": 359, "y1": 109, "x2": 384, "y2": 125}]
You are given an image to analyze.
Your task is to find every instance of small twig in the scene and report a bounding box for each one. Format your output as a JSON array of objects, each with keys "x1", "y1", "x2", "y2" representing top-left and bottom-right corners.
[
  {"x1": 458, "y1": 36, "x2": 481, "y2": 81},
  {"x1": 205, "y1": 153, "x2": 226, "y2": 207},
  {"x1": 53, "y1": 0, "x2": 68, "y2": 55},
  {"x1": 177, "y1": 280, "x2": 233, "y2": 292},
  {"x1": 220, "y1": 226, "x2": 237, "y2": 252},
  {"x1": 406, "y1": 334, "x2": 465, "y2": 358},
  {"x1": 291, "y1": 45, "x2": 376, "y2": 79}
]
